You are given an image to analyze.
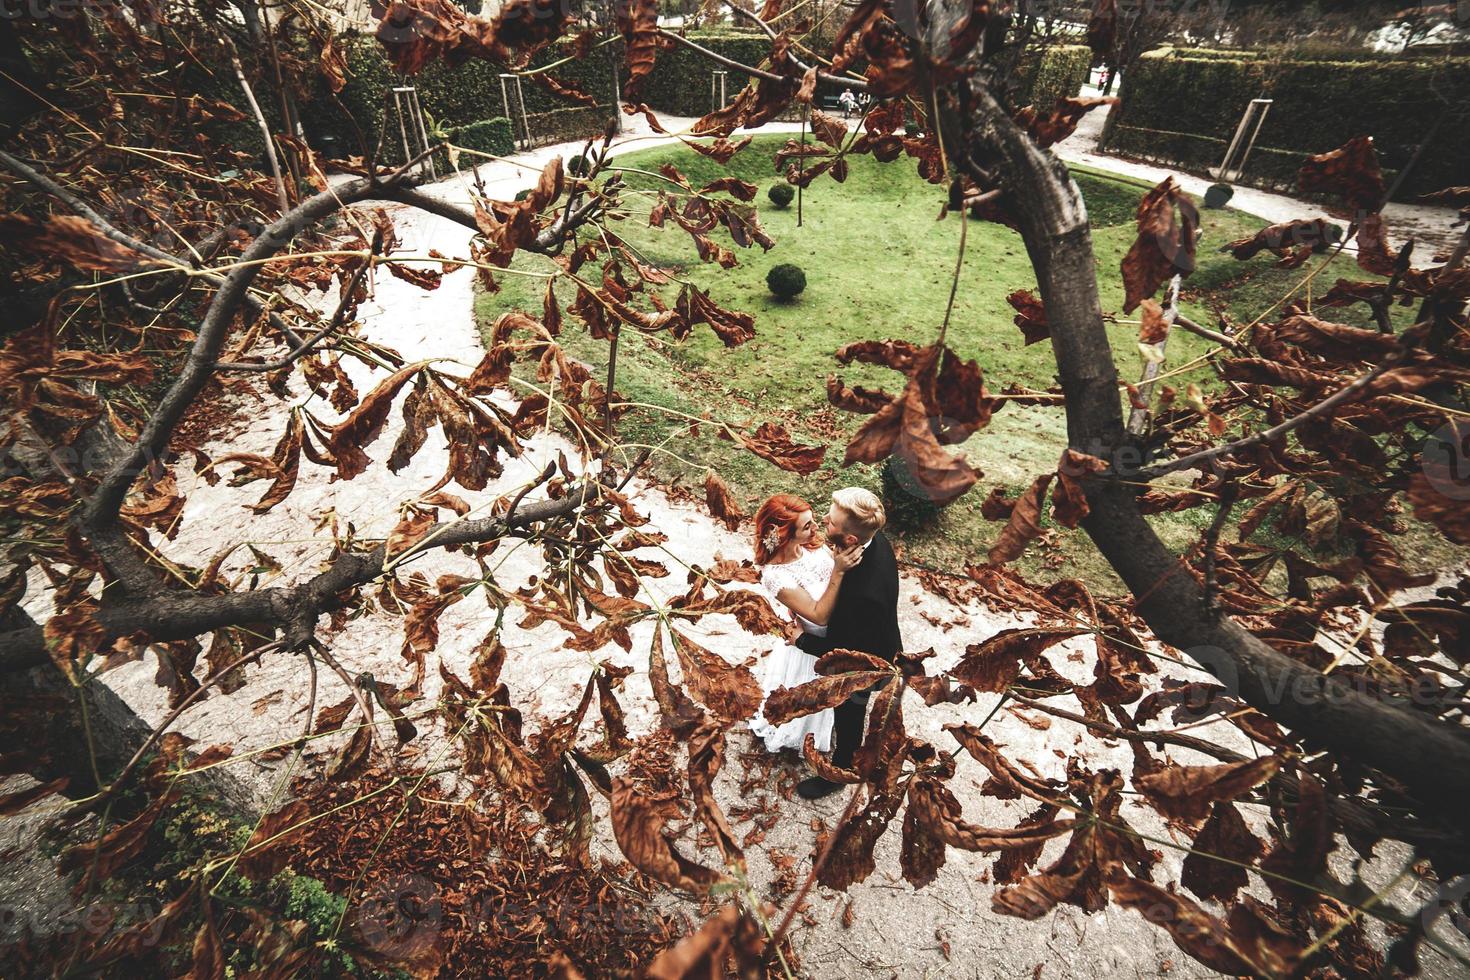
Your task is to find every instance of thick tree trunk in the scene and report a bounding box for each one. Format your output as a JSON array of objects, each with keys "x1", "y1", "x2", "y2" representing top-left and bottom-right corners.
[
  {"x1": 936, "y1": 51, "x2": 1470, "y2": 817},
  {"x1": 3, "y1": 662, "x2": 264, "y2": 818}
]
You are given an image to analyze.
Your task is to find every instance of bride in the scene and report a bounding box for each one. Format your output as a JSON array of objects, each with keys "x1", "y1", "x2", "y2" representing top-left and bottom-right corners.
[{"x1": 749, "y1": 493, "x2": 862, "y2": 754}]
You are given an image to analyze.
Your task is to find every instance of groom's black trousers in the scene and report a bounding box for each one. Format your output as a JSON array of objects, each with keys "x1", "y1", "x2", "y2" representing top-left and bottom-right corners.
[{"x1": 831, "y1": 698, "x2": 867, "y2": 770}]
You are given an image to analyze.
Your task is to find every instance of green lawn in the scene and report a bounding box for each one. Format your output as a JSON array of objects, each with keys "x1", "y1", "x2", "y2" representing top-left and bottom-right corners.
[{"x1": 473, "y1": 136, "x2": 1399, "y2": 591}]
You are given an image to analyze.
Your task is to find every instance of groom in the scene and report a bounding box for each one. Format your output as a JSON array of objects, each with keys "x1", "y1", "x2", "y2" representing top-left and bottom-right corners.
[{"x1": 794, "y1": 487, "x2": 902, "y2": 800}]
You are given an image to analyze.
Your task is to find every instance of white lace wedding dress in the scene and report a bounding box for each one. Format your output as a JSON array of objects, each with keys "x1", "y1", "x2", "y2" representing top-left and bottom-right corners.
[{"x1": 749, "y1": 546, "x2": 836, "y2": 753}]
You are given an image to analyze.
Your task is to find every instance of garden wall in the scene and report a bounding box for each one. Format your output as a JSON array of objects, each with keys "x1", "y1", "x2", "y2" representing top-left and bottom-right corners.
[{"x1": 1100, "y1": 48, "x2": 1470, "y2": 199}]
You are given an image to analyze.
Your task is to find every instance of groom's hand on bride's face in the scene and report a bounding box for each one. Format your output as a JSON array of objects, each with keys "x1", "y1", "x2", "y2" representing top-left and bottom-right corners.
[{"x1": 832, "y1": 542, "x2": 863, "y2": 573}]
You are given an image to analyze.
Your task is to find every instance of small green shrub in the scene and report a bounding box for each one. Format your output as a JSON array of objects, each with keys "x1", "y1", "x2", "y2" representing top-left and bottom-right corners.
[
  {"x1": 1203, "y1": 182, "x2": 1234, "y2": 209},
  {"x1": 767, "y1": 182, "x2": 794, "y2": 208},
  {"x1": 766, "y1": 263, "x2": 806, "y2": 299},
  {"x1": 568, "y1": 153, "x2": 590, "y2": 176},
  {"x1": 880, "y1": 456, "x2": 944, "y2": 531},
  {"x1": 514, "y1": 188, "x2": 532, "y2": 202}
]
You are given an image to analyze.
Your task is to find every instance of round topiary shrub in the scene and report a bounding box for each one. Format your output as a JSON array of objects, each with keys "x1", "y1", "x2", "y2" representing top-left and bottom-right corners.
[
  {"x1": 568, "y1": 154, "x2": 590, "y2": 177},
  {"x1": 1203, "y1": 182, "x2": 1234, "y2": 209},
  {"x1": 880, "y1": 456, "x2": 943, "y2": 531},
  {"x1": 767, "y1": 183, "x2": 794, "y2": 208},
  {"x1": 514, "y1": 188, "x2": 531, "y2": 202},
  {"x1": 903, "y1": 121, "x2": 920, "y2": 137},
  {"x1": 766, "y1": 263, "x2": 806, "y2": 299}
]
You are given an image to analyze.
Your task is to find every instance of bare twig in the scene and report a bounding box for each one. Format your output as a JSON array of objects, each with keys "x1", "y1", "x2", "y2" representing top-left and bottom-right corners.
[
  {"x1": 314, "y1": 642, "x2": 376, "y2": 730},
  {"x1": 77, "y1": 641, "x2": 282, "y2": 813},
  {"x1": 1138, "y1": 343, "x2": 1414, "y2": 480},
  {"x1": 658, "y1": 29, "x2": 789, "y2": 84},
  {"x1": 1172, "y1": 312, "x2": 1245, "y2": 351},
  {"x1": 604, "y1": 322, "x2": 621, "y2": 437},
  {"x1": 1010, "y1": 694, "x2": 1241, "y2": 761},
  {"x1": 615, "y1": 446, "x2": 655, "y2": 493},
  {"x1": 724, "y1": 3, "x2": 869, "y2": 91},
  {"x1": 218, "y1": 248, "x2": 374, "y2": 372},
  {"x1": 767, "y1": 785, "x2": 865, "y2": 952},
  {"x1": 1201, "y1": 482, "x2": 1239, "y2": 622},
  {"x1": 503, "y1": 462, "x2": 559, "y2": 526},
  {"x1": 1127, "y1": 274, "x2": 1180, "y2": 435},
  {"x1": 224, "y1": 38, "x2": 290, "y2": 213}
]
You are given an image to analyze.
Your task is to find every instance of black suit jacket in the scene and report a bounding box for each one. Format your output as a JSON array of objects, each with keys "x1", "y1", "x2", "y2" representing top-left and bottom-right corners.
[{"x1": 795, "y1": 531, "x2": 902, "y2": 668}]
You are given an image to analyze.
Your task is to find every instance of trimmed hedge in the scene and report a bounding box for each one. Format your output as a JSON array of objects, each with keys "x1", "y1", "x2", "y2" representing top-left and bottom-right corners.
[
  {"x1": 448, "y1": 117, "x2": 514, "y2": 158},
  {"x1": 528, "y1": 106, "x2": 607, "y2": 148},
  {"x1": 1014, "y1": 45, "x2": 1090, "y2": 109},
  {"x1": 1101, "y1": 49, "x2": 1470, "y2": 199},
  {"x1": 285, "y1": 32, "x2": 1092, "y2": 166},
  {"x1": 766, "y1": 263, "x2": 806, "y2": 298},
  {"x1": 881, "y1": 456, "x2": 944, "y2": 528},
  {"x1": 300, "y1": 33, "x2": 624, "y2": 157}
]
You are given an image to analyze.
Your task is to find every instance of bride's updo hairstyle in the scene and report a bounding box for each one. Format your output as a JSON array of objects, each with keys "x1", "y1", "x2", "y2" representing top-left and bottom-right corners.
[{"x1": 753, "y1": 493, "x2": 816, "y2": 565}]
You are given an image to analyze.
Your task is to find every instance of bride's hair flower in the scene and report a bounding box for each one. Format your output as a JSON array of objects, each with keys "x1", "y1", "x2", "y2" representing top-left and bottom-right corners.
[{"x1": 753, "y1": 493, "x2": 811, "y2": 565}]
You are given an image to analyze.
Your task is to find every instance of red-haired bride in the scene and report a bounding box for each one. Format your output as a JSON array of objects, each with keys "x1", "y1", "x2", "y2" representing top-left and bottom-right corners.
[{"x1": 748, "y1": 493, "x2": 862, "y2": 754}]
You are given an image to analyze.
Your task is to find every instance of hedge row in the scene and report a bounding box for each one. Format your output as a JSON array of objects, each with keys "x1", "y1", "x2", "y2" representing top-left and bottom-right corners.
[
  {"x1": 297, "y1": 33, "x2": 625, "y2": 157},
  {"x1": 301, "y1": 32, "x2": 787, "y2": 157},
  {"x1": 1014, "y1": 45, "x2": 1091, "y2": 109},
  {"x1": 306, "y1": 32, "x2": 1091, "y2": 159},
  {"x1": 1101, "y1": 49, "x2": 1470, "y2": 198},
  {"x1": 224, "y1": 31, "x2": 1092, "y2": 168}
]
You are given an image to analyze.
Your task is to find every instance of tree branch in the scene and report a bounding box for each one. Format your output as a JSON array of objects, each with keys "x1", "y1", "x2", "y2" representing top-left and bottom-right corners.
[
  {"x1": 217, "y1": 247, "x2": 374, "y2": 372},
  {"x1": 657, "y1": 29, "x2": 802, "y2": 88},
  {"x1": 1011, "y1": 694, "x2": 1470, "y2": 867},
  {"x1": 80, "y1": 174, "x2": 427, "y2": 531},
  {"x1": 0, "y1": 482, "x2": 603, "y2": 674},
  {"x1": 382, "y1": 184, "x2": 602, "y2": 255},
  {"x1": 723, "y1": 3, "x2": 870, "y2": 92},
  {"x1": 1126, "y1": 273, "x2": 1179, "y2": 436},
  {"x1": 0, "y1": 149, "x2": 309, "y2": 349},
  {"x1": 225, "y1": 37, "x2": 290, "y2": 213},
  {"x1": 1172, "y1": 312, "x2": 1244, "y2": 351},
  {"x1": 1138, "y1": 346, "x2": 1410, "y2": 480},
  {"x1": 1201, "y1": 482, "x2": 1239, "y2": 622}
]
